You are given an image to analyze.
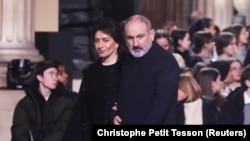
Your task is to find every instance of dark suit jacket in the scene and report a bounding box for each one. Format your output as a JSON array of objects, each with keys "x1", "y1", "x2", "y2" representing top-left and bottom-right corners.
[
  {"x1": 117, "y1": 42, "x2": 180, "y2": 124},
  {"x1": 222, "y1": 87, "x2": 245, "y2": 124}
]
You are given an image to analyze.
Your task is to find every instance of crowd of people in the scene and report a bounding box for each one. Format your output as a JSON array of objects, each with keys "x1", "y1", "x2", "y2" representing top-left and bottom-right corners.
[{"x1": 10, "y1": 12, "x2": 250, "y2": 141}]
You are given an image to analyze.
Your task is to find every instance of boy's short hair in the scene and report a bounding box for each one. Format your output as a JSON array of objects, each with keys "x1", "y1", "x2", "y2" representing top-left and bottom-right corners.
[{"x1": 35, "y1": 61, "x2": 58, "y2": 76}]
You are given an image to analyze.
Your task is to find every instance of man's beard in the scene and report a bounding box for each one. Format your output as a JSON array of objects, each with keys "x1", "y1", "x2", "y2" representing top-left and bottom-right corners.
[{"x1": 129, "y1": 44, "x2": 152, "y2": 58}]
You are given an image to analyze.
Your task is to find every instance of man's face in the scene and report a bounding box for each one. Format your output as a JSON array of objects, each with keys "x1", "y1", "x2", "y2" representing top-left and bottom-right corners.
[
  {"x1": 124, "y1": 20, "x2": 155, "y2": 58},
  {"x1": 37, "y1": 68, "x2": 58, "y2": 90}
]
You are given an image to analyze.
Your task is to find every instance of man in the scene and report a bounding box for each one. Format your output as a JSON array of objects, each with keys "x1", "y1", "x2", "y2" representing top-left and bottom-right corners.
[
  {"x1": 113, "y1": 15, "x2": 180, "y2": 124},
  {"x1": 11, "y1": 61, "x2": 73, "y2": 141}
]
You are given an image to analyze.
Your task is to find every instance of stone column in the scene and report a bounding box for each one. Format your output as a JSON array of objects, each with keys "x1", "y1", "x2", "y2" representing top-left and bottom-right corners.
[
  {"x1": 0, "y1": 0, "x2": 44, "y2": 87},
  {"x1": 192, "y1": 0, "x2": 233, "y2": 30},
  {"x1": 234, "y1": 0, "x2": 250, "y2": 25}
]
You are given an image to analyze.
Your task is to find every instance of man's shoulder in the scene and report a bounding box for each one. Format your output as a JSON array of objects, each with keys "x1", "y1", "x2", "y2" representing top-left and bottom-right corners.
[
  {"x1": 153, "y1": 46, "x2": 179, "y2": 66},
  {"x1": 227, "y1": 87, "x2": 244, "y2": 101}
]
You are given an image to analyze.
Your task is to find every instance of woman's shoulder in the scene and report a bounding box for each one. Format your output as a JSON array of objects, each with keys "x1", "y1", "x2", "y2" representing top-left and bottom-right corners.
[{"x1": 81, "y1": 60, "x2": 100, "y2": 74}]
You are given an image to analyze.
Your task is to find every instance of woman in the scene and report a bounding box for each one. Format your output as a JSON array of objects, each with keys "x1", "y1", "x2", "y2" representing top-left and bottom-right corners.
[
  {"x1": 215, "y1": 32, "x2": 238, "y2": 59},
  {"x1": 195, "y1": 67, "x2": 225, "y2": 115},
  {"x1": 171, "y1": 28, "x2": 191, "y2": 65},
  {"x1": 222, "y1": 65, "x2": 250, "y2": 124},
  {"x1": 54, "y1": 60, "x2": 78, "y2": 101},
  {"x1": 64, "y1": 18, "x2": 127, "y2": 141},
  {"x1": 177, "y1": 74, "x2": 219, "y2": 125},
  {"x1": 209, "y1": 58, "x2": 243, "y2": 97},
  {"x1": 223, "y1": 24, "x2": 249, "y2": 63},
  {"x1": 188, "y1": 31, "x2": 214, "y2": 68},
  {"x1": 154, "y1": 29, "x2": 186, "y2": 68}
]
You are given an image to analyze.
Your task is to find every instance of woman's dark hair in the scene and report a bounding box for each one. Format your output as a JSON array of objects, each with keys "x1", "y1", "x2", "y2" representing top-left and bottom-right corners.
[
  {"x1": 195, "y1": 67, "x2": 220, "y2": 97},
  {"x1": 170, "y1": 28, "x2": 188, "y2": 49},
  {"x1": 192, "y1": 62, "x2": 207, "y2": 78},
  {"x1": 223, "y1": 24, "x2": 244, "y2": 45},
  {"x1": 208, "y1": 59, "x2": 231, "y2": 81},
  {"x1": 215, "y1": 32, "x2": 235, "y2": 55},
  {"x1": 189, "y1": 17, "x2": 213, "y2": 41},
  {"x1": 192, "y1": 31, "x2": 213, "y2": 54},
  {"x1": 241, "y1": 64, "x2": 250, "y2": 90},
  {"x1": 195, "y1": 17, "x2": 213, "y2": 32}
]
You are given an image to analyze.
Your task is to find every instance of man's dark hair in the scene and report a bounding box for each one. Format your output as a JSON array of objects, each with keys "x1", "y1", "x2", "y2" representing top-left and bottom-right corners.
[{"x1": 35, "y1": 61, "x2": 58, "y2": 76}]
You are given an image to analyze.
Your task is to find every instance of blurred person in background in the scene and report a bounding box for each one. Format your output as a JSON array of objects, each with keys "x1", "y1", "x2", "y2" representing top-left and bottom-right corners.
[
  {"x1": 154, "y1": 28, "x2": 186, "y2": 68},
  {"x1": 177, "y1": 74, "x2": 219, "y2": 125}
]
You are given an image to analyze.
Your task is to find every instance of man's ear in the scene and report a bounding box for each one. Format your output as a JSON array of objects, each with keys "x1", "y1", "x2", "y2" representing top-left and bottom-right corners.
[
  {"x1": 150, "y1": 29, "x2": 155, "y2": 41},
  {"x1": 36, "y1": 75, "x2": 42, "y2": 82},
  {"x1": 178, "y1": 39, "x2": 183, "y2": 46}
]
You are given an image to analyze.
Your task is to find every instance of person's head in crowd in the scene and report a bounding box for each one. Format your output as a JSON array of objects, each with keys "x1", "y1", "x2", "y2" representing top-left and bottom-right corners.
[
  {"x1": 208, "y1": 58, "x2": 243, "y2": 94},
  {"x1": 162, "y1": 21, "x2": 178, "y2": 35},
  {"x1": 54, "y1": 61, "x2": 68, "y2": 86},
  {"x1": 195, "y1": 67, "x2": 223, "y2": 97},
  {"x1": 180, "y1": 67, "x2": 193, "y2": 76},
  {"x1": 192, "y1": 62, "x2": 207, "y2": 78},
  {"x1": 214, "y1": 25, "x2": 221, "y2": 37},
  {"x1": 92, "y1": 18, "x2": 127, "y2": 63},
  {"x1": 228, "y1": 58, "x2": 243, "y2": 84},
  {"x1": 154, "y1": 29, "x2": 172, "y2": 51},
  {"x1": 192, "y1": 31, "x2": 214, "y2": 54},
  {"x1": 247, "y1": 25, "x2": 250, "y2": 46},
  {"x1": 208, "y1": 59, "x2": 232, "y2": 82},
  {"x1": 171, "y1": 28, "x2": 191, "y2": 52},
  {"x1": 178, "y1": 73, "x2": 201, "y2": 102},
  {"x1": 194, "y1": 17, "x2": 216, "y2": 37},
  {"x1": 223, "y1": 24, "x2": 249, "y2": 47},
  {"x1": 34, "y1": 61, "x2": 58, "y2": 90},
  {"x1": 240, "y1": 64, "x2": 250, "y2": 91},
  {"x1": 123, "y1": 15, "x2": 155, "y2": 58},
  {"x1": 215, "y1": 32, "x2": 237, "y2": 58},
  {"x1": 189, "y1": 10, "x2": 204, "y2": 25}
]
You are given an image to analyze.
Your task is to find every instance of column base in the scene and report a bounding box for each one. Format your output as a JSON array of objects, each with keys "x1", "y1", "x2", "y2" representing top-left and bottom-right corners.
[{"x1": 0, "y1": 48, "x2": 44, "y2": 63}]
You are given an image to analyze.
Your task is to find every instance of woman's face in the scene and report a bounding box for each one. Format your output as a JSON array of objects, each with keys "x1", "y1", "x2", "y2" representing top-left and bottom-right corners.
[
  {"x1": 208, "y1": 21, "x2": 216, "y2": 37},
  {"x1": 179, "y1": 33, "x2": 191, "y2": 51},
  {"x1": 94, "y1": 30, "x2": 118, "y2": 60},
  {"x1": 212, "y1": 74, "x2": 223, "y2": 94},
  {"x1": 230, "y1": 61, "x2": 242, "y2": 82},
  {"x1": 177, "y1": 89, "x2": 187, "y2": 102},
  {"x1": 57, "y1": 65, "x2": 68, "y2": 86},
  {"x1": 224, "y1": 37, "x2": 237, "y2": 56},
  {"x1": 156, "y1": 37, "x2": 170, "y2": 51},
  {"x1": 239, "y1": 27, "x2": 249, "y2": 45}
]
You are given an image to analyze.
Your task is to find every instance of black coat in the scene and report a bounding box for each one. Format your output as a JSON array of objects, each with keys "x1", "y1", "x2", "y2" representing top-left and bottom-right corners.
[
  {"x1": 63, "y1": 59, "x2": 123, "y2": 141},
  {"x1": 221, "y1": 87, "x2": 245, "y2": 124},
  {"x1": 117, "y1": 42, "x2": 180, "y2": 124},
  {"x1": 11, "y1": 85, "x2": 73, "y2": 141}
]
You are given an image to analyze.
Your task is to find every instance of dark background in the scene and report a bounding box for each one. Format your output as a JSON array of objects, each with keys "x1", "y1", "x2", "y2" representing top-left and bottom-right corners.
[{"x1": 35, "y1": 0, "x2": 135, "y2": 89}]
